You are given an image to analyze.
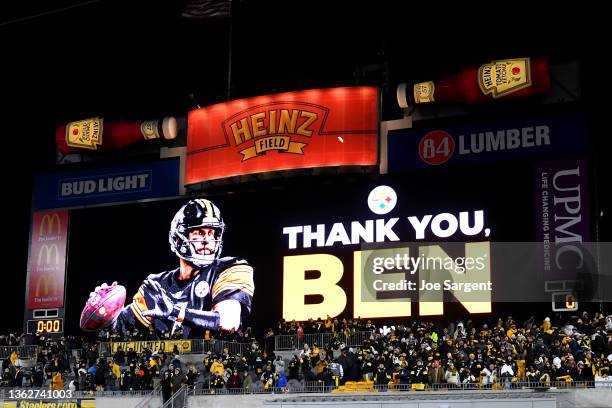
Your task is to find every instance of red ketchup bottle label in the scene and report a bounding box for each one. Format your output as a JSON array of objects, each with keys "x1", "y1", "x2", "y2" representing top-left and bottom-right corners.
[
  {"x1": 478, "y1": 58, "x2": 532, "y2": 98},
  {"x1": 65, "y1": 118, "x2": 104, "y2": 150}
]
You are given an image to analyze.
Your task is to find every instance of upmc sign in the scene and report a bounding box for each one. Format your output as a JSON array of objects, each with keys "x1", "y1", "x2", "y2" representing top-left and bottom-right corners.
[
  {"x1": 27, "y1": 211, "x2": 68, "y2": 309},
  {"x1": 186, "y1": 87, "x2": 378, "y2": 184}
]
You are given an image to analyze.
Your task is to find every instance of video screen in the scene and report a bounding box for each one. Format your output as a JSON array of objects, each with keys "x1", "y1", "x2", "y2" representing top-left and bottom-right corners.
[{"x1": 64, "y1": 158, "x2": 596, "y2": 338}]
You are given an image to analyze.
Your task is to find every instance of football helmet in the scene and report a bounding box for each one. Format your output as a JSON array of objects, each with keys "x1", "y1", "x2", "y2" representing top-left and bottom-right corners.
[{"x1": 169, "y1": 198, "x2": 225, "y2": 267}]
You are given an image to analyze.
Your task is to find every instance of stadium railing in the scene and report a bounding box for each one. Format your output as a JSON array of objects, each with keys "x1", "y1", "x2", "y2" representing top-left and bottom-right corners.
[
  {"x1": 0, "y1": 345, "x2": 40, "y2": 359},
  {"x1": 2, "y1": 380, "x2": 609, "y2": 399},
  {"x1": 133, "y1": 384, "x2": 162, "y2": 408},
  {"x1": 191, "y1": 380, "x2": 612, "y2": 395},
  {"x1": 274, "y1": 331, "x2": 373, "y2": 351},
  {"x1": 98, "y1": 339, "x2": 252, "y2": 356},
  {"x1": 97, "y1": 330, "x2": 374, "y2": 356},
  {"x1": 190, "y1": 339, "x2": 251, "y2": 356},
  {"x1": 163, "y1": 384, "x2": 188, "y2": 408}
]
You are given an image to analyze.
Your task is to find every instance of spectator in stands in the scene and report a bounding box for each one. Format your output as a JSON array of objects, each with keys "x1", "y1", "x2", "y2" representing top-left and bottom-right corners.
[
  {"x1": 374, "y1": 363, "x2": 390, "y2": 390},
  {"x1": 86, "y1": 345, "x2": 99, "y2": 368},
  {"x1": 113, "y1": 346, "x2": 126, "y2": 368},
  {"x1": 297, "y1": 323, "x2": 304, "y2": 344},
  {"x1": 168, "y1": 352, "x2": 182, "y2": 371},
  {"x1": 252, "y1": 352, "x2": 265, "y2": 375},
  {"x1": 161, "y1": 370, "x2": 172, "y2": 403},
  {"x1": 242, "y1": 370, "x2": 254, "y2": 391},
  {"x1": 171, "y1": 367, "x2": 187, "y2": 393},
  {"x1": 49, "y1": 355, "x2": 64, "y2": 374},
  {"x1": 445, "y1": 363, "x2": 460, "y2": 388},
  {"x1": 428, "y1": 360, "x2": 444, "y2": 385},
  {"x1": 314, "y1": 365, "x2": 330, "y2": 387},
  {"x1": 234, "y1": 354, "x2": 248, "y2": 374},
  {"x1": 299, "y1": 343, "x2": 310, "y2": 360},
  {"x1": 314, "y1": 354, "x2": 328, "y2": 379},
  {"x1": 261, "y1": 364, "x2": 275, "y2": 390},
  {"x1": 397, "y1": 363, "x2": 410, "y2": 388},
  {"x1": 126, "y1": 347, "x2": 137, "y2": 366},
  {"x1": 287, "y1": 355, "x2": 300, "y2": 380},
  {"x1": 186, "y1": 365, "x2": 199, "y2": 388},
  {"x1": 209, "y1": 371, "x2": 225, "y2": 390},
  {"x1": 9, "y1": 351, "x2": 19, "y2": 367},
  {"x1": 526, "y1": 365, "x2": 539, "y2": 383},
  {"x1": 75, "y1": 367, "x2": 86, "y2": 391},
  {"x1": 481, "y1": 362, "x2": 497, "y2": 387},
  {"x1": 328, "y1": 358, "x2": 343, "y2": 386},
  {"x1": 12, "y1": 365, "x2": 24, "y2": 387},
  {"x1": 410, "y1": 359, "x2": 426, "y2": 385},
  {"x1": 264, "y1": 328, "x2": 275, "y2": 354},
  {"x1": 30, "y1": 363, "x2": 44, "y2": 388},
  {"x1": 276, "y1": 370, "x2": 288, "y2": 390},
  {"x1": 500, "y1": 356, "x2": 516, "y2": 384},
  {"x1": 460, "y1": 367, "x2": 477, "y2": 385},
  {"x1": 226, "y1": 369, "x2": 242, "y2": 391},
  {"x1": 273, "y1": 354, "x2": 285, "y2": 374},
  {"x1": 310, "y1": 343, "x2": 321, "y2": 365},
  {"x1": 210, "y1": 356, "x2": 225, "y2": 377},
  {"x1": 360, "y1": 352, "x2": 374, "y2": 381},
  {"x1": 108, "y1": 358, "x2": 121, "y2": 390},
  {"x1": 51, "y1": 372, "x2": 63, "y2": 390},
  {"x1": 94, "y1": 360, "x2": 107, "y2": 391},
  {"x1": 324, "y1": 315, "x2": 334, "y2": 333}
]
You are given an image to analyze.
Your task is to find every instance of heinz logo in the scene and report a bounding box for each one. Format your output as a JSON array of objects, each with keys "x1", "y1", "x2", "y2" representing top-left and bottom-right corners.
[
  {"x1": 223, "y1": 103, "x2": 328, "y2": 161},
  {"x1": 419, "y1": 125, "x2": 551, "y2": 165}
]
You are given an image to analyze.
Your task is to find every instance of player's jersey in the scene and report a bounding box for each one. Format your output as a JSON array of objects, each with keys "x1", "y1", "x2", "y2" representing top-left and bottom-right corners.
[{"x1": 116, "y1": 256, "x2": 254, "y2": 337}]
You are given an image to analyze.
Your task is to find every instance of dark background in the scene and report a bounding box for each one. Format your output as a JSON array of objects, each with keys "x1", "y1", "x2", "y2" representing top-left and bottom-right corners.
[{"x1": 1, "y1": 1, "x2": 609, "y2": 333}]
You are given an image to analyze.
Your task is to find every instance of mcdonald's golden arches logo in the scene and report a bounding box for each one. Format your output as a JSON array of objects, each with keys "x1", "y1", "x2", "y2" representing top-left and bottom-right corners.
[
  {"x1": 34, "y1": 274, "x2": 58, "y2": 297},
  {"x1": 39, "y1": 213, "x2": 61, "y2": 236},
  {"x1": 37, "y1": 244, "x2": 60, "y2": 265}
]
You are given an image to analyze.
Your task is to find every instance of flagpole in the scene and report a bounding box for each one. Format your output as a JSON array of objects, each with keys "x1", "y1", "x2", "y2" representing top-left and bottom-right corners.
[{"x1": 226, "y1": 0, "x2": 233, "y2": 101}]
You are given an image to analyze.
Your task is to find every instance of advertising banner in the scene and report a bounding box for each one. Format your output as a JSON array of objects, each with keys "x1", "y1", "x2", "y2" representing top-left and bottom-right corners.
[
  {"x1": 533, "y1": 158, "x2": 592, "y2": 309},
  {"x1": 109, "y1": 340, "x2": 192, "y2": 354},
  {"x1": 3, "y1": 399, "x2": 94, "y2": 408},
  {"x1": 387, "y1": 112, "x2": 587, "y2": 172},
  {"x1": 186, "y1": 86, "x2": 378, "y2": 183},
  {"x1": 27, "y1": 211, "x2": 68, "y2": 309},
  {"x1": 32, "y1": 158, "x2": 180, "y2": 210}
]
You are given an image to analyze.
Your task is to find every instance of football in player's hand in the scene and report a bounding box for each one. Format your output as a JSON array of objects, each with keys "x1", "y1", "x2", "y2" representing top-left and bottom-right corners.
[{"x1": 80, "y1": 282, "x2": 126, "y2": 331}]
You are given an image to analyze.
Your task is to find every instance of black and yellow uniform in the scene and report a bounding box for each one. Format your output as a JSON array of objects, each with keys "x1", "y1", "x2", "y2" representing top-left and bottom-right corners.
[{"x1": 116, "y1": 256, "x2": 254, "y2": 338}]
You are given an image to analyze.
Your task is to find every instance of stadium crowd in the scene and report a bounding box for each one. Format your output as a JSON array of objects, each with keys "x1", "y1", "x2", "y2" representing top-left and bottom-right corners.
[{"x1": 0, "y1": 311, "x2": 610, "y2": 396}]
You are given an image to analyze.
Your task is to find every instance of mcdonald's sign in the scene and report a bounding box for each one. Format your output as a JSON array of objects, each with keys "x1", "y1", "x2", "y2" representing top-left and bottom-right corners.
[
  {"x1": 39, "y1": 213, "x2": 62, "y2": 237},
  {"x1": 37, "y1": 244, "x2": 60, "y2": 265},
  {"x1": 34, "y1": 273, "x2": 59, "y2": 297},
  {"x1": 28, "y1": 211, "x2": 68, "y2": 309}
]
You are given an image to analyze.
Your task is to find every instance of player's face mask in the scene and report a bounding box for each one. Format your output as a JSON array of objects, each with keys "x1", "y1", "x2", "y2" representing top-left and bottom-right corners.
[{"x1": 169, "y1": 199, "x2": 225, "y2": 268}]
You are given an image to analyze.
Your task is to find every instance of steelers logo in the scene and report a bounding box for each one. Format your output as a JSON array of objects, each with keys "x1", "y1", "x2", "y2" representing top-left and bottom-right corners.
[
  {"x1": 195, "y1": 281, "x2": 210, "y2": 298},
  {"x1": 367, "y1": 185, "x2": 397, "y2": 215}
]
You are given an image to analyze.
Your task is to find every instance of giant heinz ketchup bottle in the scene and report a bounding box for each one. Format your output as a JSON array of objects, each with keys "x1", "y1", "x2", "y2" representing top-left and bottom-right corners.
[
  {"x1": 56, "y1": 116, "x2": 178, "y2": 155},
  {"x1": 397, "y1": 57, "x2": 550, "y2": 108}
]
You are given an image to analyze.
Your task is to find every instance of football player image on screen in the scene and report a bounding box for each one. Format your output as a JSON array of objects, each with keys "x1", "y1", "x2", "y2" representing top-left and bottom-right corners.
[{"x1": 80, "y1": 198, "x2": 254, "y2": 338}]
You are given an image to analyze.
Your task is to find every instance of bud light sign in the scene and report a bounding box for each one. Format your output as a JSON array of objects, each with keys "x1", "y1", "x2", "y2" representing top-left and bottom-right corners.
[
  {"x1": 388, "y1": 113, "x2": 587, "y2": 171},
  {"x1": 33, "y1": 158, "x2": 180, "y2": 210}
]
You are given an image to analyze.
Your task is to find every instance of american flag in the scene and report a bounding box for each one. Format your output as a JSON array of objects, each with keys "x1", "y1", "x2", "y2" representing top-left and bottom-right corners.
[{"x1": 182, "y1": 0, "x2": 231, "y2": 20}]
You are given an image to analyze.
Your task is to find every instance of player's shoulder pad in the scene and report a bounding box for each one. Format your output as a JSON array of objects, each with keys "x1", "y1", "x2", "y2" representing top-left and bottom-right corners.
[
  {"x1": 216, "y1": 256, "x2": 251, "y2": 269},
  {"x1": 144, "y1": 268, "x2": 178, "y2": 283}
]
